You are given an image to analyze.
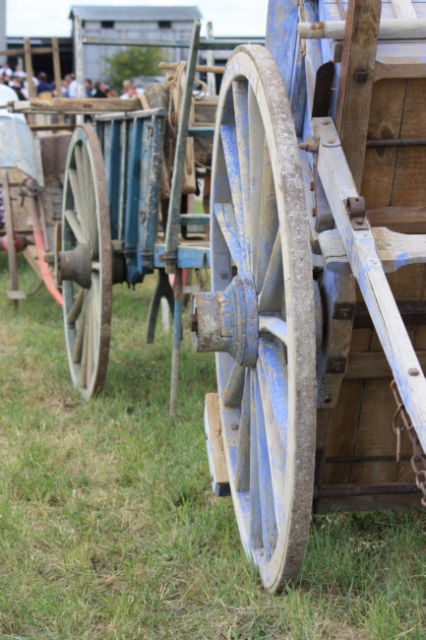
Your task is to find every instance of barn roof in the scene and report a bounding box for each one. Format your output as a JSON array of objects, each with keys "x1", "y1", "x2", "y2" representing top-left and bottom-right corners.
[{"x1": 69, "y1": 5, "x2": 202, "y2": 22}]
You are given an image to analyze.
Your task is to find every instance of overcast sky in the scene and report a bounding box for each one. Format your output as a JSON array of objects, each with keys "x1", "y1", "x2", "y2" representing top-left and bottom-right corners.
[{"x1": 7, "y1": 1, "x2": 270, "y2": 38}]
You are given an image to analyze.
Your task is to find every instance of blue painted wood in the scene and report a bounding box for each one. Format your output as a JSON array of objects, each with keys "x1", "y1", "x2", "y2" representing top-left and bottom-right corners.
[
  {"x1": 154, "y1": 244, "x2": 210, "y2": 269},
  {"x1": 164, "y1": 20, "x2": 201, "y2": 268},
  {"x1": 139, "y1": 114, "x2": 164, "y2": 272},
  {"x1": 106, "y1": 120, "x2": 121, "y2": 240},
  {"x1": 179, "y1": 214, "x2": 210, "y2": 226},
  {"x1": 220, "y1": 124, "x2": 249, "y2": 271},
  {"x1": 265, "y1": 0, "x2": 299, "y2": 97},
  {"x1": 188, "y1": 126, "x2": 215, "y2": 137}
]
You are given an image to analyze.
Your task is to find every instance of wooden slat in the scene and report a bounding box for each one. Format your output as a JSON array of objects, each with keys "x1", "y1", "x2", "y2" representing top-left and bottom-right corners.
[
  {"x1": 335, "y1": 0, "x2": 382, "y2": 190},
  {"x1": 204, "y1": 394, "x2": 229, "y2": 496},
  {"x1": 11, "y1": 97, "x2": 144, "y2": 114}
]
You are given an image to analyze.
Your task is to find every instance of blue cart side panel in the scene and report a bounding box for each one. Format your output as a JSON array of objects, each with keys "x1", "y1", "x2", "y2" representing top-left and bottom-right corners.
[{"x1": 96, "y1": 108, "x2": 166, "y2": 285}]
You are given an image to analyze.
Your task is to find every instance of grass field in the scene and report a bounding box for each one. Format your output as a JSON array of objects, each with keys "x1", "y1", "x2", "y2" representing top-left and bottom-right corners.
[{"x1": 0, "y1": 255, "x2": 425, "y2": 640}]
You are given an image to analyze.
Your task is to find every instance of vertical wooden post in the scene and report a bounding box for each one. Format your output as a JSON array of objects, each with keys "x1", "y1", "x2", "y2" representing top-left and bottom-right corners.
[
  {"x1": 24, "y1": 38, "x2": 36, "y2": 98},
  {"x1": 51, "y1": 37, "x2": 64, "y2": 123},
  {"x1": 206, "y1": 22, "x2": 216, "y2": 96},
  {"x1": 2, "y1": 169, "x2": 20, "y2": 305},
  {"x1": 73, "y1": 16, "x2": 85, "y2": 125},
  {"x1": 335, "y1": 0, "x2": 381, "y2": 191}
]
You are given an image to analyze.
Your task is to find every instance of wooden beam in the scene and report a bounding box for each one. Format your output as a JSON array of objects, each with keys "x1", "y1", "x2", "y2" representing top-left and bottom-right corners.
[
  {"x1": 24, "y1": 38, "x2": 36, "y2": 99},
  {"x1": 367, "y1": 206, "x2": 426, "y2": 234},
  {"x1": 51, "y1": 37, "x2": 64, "y2": 124},
  {"x1": 298, "y1": 18, "x2": 425, "y2": 40},
  {"x1": 319, "y1": 226, "x2": 426, "y2": 273},
  {"x1": 335, "y1": 0, "x2": 382, "y2": 191},
  {"x1": 10, "y1": 97, "x2": 144, "y2": 113},
  {"x1": 346, "y1": 351, "x2": 426, "y2": 379}
]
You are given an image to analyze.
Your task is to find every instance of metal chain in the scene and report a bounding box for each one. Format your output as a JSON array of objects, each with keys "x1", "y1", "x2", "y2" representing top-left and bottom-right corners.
[{"x1": 390, "y1": 380, "x2": 426, "y2": 507}]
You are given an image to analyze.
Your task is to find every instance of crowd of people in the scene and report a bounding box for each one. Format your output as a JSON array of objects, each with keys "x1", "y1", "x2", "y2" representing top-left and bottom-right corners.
[{"x1": 0, "y1": 64, "x2": 143, "y2": 100}]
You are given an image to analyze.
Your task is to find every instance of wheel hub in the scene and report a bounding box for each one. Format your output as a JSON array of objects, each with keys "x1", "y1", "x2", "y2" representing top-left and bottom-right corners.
[
  {"x1": 58, "y1": 243, "x2": 92, "y2": 289},
  {"x1": 190, "y1": 273, "x2": 259, "y2": 367}
]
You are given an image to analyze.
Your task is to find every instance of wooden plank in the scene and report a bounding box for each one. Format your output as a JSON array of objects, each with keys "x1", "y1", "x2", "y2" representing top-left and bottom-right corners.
[
  {"x1": 298, "y1": 17, "x2": 426, "y2": 38},
  {"x1": 314, "y1": 491, "x2": 421, "y2": 513},
  {"x1": 367, "y1": 206, "x2": 426, "y2": 233},
  {"x1": 346, "y1": 351, "x2": 426, "y2": 377},
  {"x1": 24, "y1": 38, "x2": 36, "y2": 99},
  {"x1": 314, "y1": 117, "x2": 426, "y2": 454},
  {"x1": 204, "y1": 393, "x2": 230, "y2": 496},
  {"x1": 319, "y1": 226, "x2": 426, "y2": 273},
  {"x1": 11, "y1": 97, "x2": 144, "y2": 114},
  {"x1": 335, "y1": 0, "x2": 382, "y2": 191}
]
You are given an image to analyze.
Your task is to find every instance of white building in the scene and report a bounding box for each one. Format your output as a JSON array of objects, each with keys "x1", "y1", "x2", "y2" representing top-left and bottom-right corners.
[{"x1": 69, "y1": 5, "x2": 202, "y2": 82}]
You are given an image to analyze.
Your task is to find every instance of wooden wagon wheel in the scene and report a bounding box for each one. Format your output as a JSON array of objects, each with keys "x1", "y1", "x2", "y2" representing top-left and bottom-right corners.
[
  {"x1": 194, "y1": 46, "x2": 317, "y2": 591},
  {"x1": 60, "y1": 125, "x2": 112, "y2": 400}
]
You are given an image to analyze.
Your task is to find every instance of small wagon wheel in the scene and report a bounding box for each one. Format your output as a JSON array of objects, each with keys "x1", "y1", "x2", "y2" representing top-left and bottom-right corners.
[
  {"x1": 60, "y1": 125, "x2": 112, "y2": 400},
  {"x1": 198, "y1": 46, "x2": 317, "y2": 591}
]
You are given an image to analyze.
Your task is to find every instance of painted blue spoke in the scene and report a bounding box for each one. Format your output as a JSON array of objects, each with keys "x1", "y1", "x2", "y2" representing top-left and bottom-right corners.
[
  {"x1": 259, "y1": 315, "x2": 288, "y2": 345},
  {"x1": 233, "y1": 80, "x2": 252, "y2": 269},
  {"x1": 257, "y1": 335, "x2": 289, "y2": 460},
  {"x1": 258, "y1": 233, "x2": 284, "y2": 313},
  {"x1": 214, "y1": 203, "x2": 244, "y2": 273},
  {"x1": 248, "y1": 85, "x2": 265, "y2": 274},
  {"x1": 254, "y1": 368, "x2": 278, "y2": 559},
  {"x1": 257, "y1": 336, "x2": 289, "y2": 535},
  {"x1": 254, "y1": 145, "x2": 278, "y2": 291},
  {"x1": 220, "y1": 124, "x2": 249, "y2": 272},
  {"x1": 222, "y1": 358, "x2": 246, "y2": 408},
  {"x1": 235, "y1": 369, "x2": 251, "y2": 492},
  {"x1": 249, "y1": 369, "x2": 263, "y2": 550}
]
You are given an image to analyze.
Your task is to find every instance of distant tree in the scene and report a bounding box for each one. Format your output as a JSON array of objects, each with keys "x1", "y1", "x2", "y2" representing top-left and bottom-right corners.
[{"x1": 103, "y1": 47, "x2": 164, "y2": 89}]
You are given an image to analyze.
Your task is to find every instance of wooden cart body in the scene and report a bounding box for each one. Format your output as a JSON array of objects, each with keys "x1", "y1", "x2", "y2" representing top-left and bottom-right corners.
[{"x1": 191, "y1": 0, "x2": 426, "y2": 590}]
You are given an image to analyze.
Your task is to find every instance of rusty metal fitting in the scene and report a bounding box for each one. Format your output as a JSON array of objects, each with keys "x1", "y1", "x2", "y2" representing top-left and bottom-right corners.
[
  {"x1": 299, "y1": 137, "x2": 319, "y2": 153},
  {"x1": 354, "y1": 69, "x2": 369, "y2": 83}
]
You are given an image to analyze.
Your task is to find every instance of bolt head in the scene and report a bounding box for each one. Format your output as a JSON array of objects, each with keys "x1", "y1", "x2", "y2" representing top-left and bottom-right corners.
[{"x1": 408, "y1": 368, "x2": 420, "y2": 377}]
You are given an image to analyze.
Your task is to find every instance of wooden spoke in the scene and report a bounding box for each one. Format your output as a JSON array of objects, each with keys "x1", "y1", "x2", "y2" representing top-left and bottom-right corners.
[
  {"x1": 254, "y1": 369, "x2": 278, "y2": 559},
  {"x1": 62, "y1": 125, "x2": 112, "y2": 400},
  {"x1": 67, "y1": 287, "x2": 85, "y2": 325},
  {"x1": 233, "y1": 80, "x2": 252, "y2": 266},
  {"x1": 74, "y1": 145, "x2": 89, "y2": 222},
  {"x1": 249, "y1": 370, "x2": 263, "y2": 550},
  {"x1": 64, "y1": 209, "x2": 84, "y2": 245},
  {"x1": 258, "y1": 233, "x2": 283, "y2": 313},
  {"x1": 248, "y1": 86, "x2": 265, "y2": 274},
  {"x1": 235, "y1": 369, "x2": 251, "y2": 492},
  {"x1": 222, "y1": 359, "x2": 246, "y2": 408},
  {"x1": 79, "y1": 303, "x2": 90, "y2": 388},
  {"x1": 72, "y1": 291, "x2": 87, "y2": 364},
  {"x1": 86, "y1": 290, "x2": 95, "y2": 385},
  {"x1": 257, "y1": 337, "x2": 288, "y2": 496},
  {"x1": 210, "y1": 46, "x2": 316, "y2": 591},
  {"x1": 214, "y1": 203, "x2": 243, "y2": 272},
  {"x1": 220, "y1": 124, "x2": 249, "y2": 270},
  {"x1": 255, "y1": 146, "x2": 278, "y2": 291},
  {"x1": 68, "y1": 168, "x2": 88, "y2": 238},
  {"x1": 259, "y1": 315, "x2": 288, "y2": 345}
]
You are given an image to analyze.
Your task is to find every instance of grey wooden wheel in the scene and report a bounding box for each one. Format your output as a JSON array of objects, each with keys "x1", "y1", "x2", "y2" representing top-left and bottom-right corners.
[
  {"x1": 210, "y1": 46, "x2": 316, "y2": 591},
  {"x1": 61, "y1": 125, "x2": 112, "y2": 400}
]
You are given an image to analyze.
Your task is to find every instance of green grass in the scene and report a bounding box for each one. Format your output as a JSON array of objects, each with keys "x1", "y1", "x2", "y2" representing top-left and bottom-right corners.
[{"x1": 0, "y1": 255, "x2": 425, "y2": 639}]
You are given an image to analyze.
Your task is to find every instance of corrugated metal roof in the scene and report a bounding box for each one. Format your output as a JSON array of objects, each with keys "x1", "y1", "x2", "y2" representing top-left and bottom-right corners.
[{"x1": 69, "y1": 5, "x2": 202, "y2": 22}]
